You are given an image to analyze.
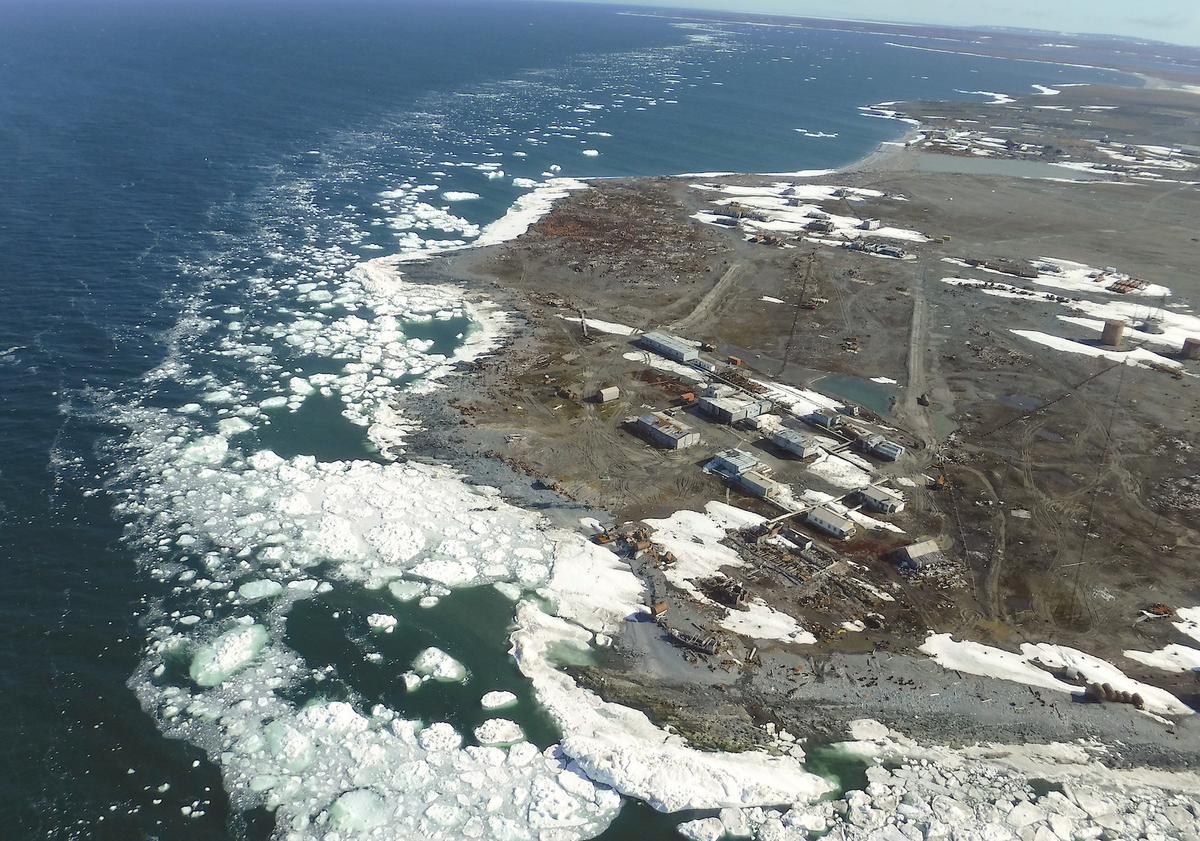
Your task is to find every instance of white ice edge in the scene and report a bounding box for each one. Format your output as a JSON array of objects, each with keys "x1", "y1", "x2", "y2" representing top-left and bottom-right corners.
[{"x1": 511, "y1": 603, "x2": 833, "y2": 812}]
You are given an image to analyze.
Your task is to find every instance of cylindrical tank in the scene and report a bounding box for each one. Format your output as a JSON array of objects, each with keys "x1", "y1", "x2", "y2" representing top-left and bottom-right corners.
[
  {"x1": 1183, "y1": 337, "x2": 1200, "y2": 360},
  {"x1": 1101, "y1": 319, "x2": 1125, "y2": 347}
]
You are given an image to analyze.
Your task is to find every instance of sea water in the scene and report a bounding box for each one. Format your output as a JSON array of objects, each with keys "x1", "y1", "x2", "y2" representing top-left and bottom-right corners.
[{"x1": 0, "y1": 2, "x2": 1130, "y2": 838}]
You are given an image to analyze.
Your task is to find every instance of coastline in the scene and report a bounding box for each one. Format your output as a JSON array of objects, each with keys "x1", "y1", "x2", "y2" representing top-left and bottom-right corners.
[
  {"x1": 836, "y1": 126, "x2": 923, "y2": 175},
  {"x1": 372, "y1": 77, "x2": 1200, "y2": 837}
]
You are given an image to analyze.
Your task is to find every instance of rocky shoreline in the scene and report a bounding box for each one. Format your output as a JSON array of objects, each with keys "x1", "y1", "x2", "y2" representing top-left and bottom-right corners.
[{"x1": 381, "y1": 84, "x2": 1200, "y2": 837}]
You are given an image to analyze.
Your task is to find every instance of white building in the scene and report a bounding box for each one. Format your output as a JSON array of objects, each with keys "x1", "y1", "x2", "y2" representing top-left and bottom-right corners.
[
  {"x1": 735, "y1": 470, "x2": 781, "y2": 500},
  {"x1": 697, "y1": 395, "x2": 773, "y2": 425},
  {"x1": 806, "y1": 506, "x2": 857, "y2": 540},
  {"x1": 772, "y1": 428, "x2": 822, "y2": 459},
  {"x1": 859, "y1": 484, "x2": 905, "y2": 514},
  {"x1": 639, "y1": 332, "x2": 698, "y2": 363}
]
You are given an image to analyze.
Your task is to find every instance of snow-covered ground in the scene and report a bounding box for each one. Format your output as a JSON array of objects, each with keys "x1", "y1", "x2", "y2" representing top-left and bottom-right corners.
[
  {"x1": 642, "y1": 503, "x2": 819, "y2": 646},
  {"x1": 690, "y1": 181, "x2": 931, "y2": 245},
  {"x1": 920, "y1": 633, "x2": 1191, "y2": 717},
  {"x1": 941, "y1": 253, "x2": 1199, "y2": 373}
]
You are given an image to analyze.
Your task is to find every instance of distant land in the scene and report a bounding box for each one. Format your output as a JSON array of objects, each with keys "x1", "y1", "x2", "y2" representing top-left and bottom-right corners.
[{"x1": 633, "y1": 8, "x2": 1200, "y2": 86}]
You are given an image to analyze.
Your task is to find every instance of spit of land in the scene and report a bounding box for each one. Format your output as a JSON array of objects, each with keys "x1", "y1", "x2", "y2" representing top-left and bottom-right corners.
[{"x1": 395, "y1": 81, "x2": 1200, "y2": 811}]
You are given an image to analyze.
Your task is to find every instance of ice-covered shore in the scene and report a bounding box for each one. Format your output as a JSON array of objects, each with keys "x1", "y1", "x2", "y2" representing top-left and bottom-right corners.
[
  {"x1": 678, "y1": 746, "x2": 1200, "y2": 841},
  {"x1": 120, "y1": 148, "x2": 1200, "y2": 839}
]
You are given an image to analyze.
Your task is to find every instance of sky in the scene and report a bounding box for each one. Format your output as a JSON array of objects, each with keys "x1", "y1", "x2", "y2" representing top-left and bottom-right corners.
[{"x1": 580, "y1": 0, "x2": 1200, "y2": 49}]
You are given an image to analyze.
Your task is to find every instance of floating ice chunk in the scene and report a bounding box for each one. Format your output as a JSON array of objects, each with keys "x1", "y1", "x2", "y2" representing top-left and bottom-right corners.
[
  {"x1": 295, "y1": 700, "x2": 368, "y2": 732},
  {"x1": 367, "y1": 522, "x2": 425, "y2": 564},
  {"x1": 412, "y1": 647, "x2": 468, "y2": 682},
  {"x1": 493, "y1": 581, "x2": 522, "y2": 601},
  {"x1": 188, "y1": 623, "x2": 268, "y2": 687},
  {"x1": 441, "y1": 191, "x2": 481, "y2": 201},
  {"x1": 719, "y1": 807, "x2": 752, "y2": 837},
  {"x1": 237, "y1": 579, "x2": 283, "y2": 601},
  {"x1": 678, "y1": 817, "x2": 726, "y2": 841},
  {"x1": 388, "y1": 579, "x2": 428, "y2": 602},
  {"x1": 287, "y1": 377, "x2": 313, "y2": 396},
  {"x1": 178, "y1": 435, "x2": 229, "y2": 466},
  {"x1": 367, "y1": 613, "x2": 397, "y2": 633},
  {"x1": 474, "y1": 718, "x2": 524, "y2": 746},
  {"x1": 481, "y1": 690, "x2": 518, "y2": 709},
  {"x1": 262, "y1": 720, "x2": 315, "y2": 772},
  {"x1": 217, "y1": 417, "x2": 252, "y2": 437},
  {"x1": 581, "y1": 149, "x2": 599, "y2": 156},
  {"x1": 329, "y1": 789, "x2": 390, "y2": 831},
  {"x1": 411, "y1": 558, "x2": 478, "y2": 586},
  {"x1": 847, "y1": 719, "x2": 891, "y2": 741},
  {"x1": 417, "y1": 721, "x2": 462, "y2": 752}
]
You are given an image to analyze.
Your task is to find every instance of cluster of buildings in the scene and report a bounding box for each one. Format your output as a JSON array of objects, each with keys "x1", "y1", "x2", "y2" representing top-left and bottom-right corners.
[{"x1": 625, "y1": 330, "x2": 920, "y2": 547}]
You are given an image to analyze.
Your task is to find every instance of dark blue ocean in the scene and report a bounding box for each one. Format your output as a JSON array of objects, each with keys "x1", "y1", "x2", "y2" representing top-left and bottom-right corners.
[{"x1": 0, "y1": 2, "x2": 1129, "y2": 839}]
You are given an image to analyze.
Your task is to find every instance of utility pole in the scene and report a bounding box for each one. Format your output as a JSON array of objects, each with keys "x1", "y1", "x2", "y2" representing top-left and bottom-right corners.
[{"x1": 779, "y1": 252, "x2": 816, "y2": 376}]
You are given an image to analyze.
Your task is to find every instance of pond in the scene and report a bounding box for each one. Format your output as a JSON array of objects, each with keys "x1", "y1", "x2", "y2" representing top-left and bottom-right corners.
[
  {"x1": 915, "y1": 153, "x2": 1113, "y2": 180},
  {"x1": 814, "y1": 373, "x2": 896, "y2": 416}
]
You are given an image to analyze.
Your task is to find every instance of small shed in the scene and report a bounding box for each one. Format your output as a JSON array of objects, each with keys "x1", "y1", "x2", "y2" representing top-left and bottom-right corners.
[
  {"x1": 597, "y1": 386, "x2": 620, "y2": 403},
  {"x1": 735, "y1": 470, "x2": 781, "y2": 500},
  {"x1": 805, "y1": 411, "x2": 840, "y2": 429},
  {"x1": 859, "y1": 484, "x2": 905, "y2": 514},
  {"x1": 893, "y1": 539, "x2": 941, "y2": 570},
  {"x1": 806, "y1": 506, "x2": 857, "y2": 540},
  {"x1": 860, "y1": 218, "x2": 882, "y2": 231}
]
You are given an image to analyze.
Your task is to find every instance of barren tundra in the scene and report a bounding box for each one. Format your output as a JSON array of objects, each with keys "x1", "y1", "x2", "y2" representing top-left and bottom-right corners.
[{"x1": 397, "y1": 82, "x2": 1200, "y2": 803}]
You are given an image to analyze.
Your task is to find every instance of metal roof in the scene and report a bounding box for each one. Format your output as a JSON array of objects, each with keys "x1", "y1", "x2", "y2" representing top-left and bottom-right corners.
[
  {"x1": 637, "y1": 412, "x2": 696, "y2": 440},
  {"x1": 640, "y1": 332, "x2": 698, "y2": 358},
  {"x1": 808, "y1": 505, "x2": 855, "y2": 530},
  {"x1": 773, "y1": 428, "x2": 818, "y2": 447},
  {"x1": 710, "y1": 448, "x2": 759, "y2": 473}
]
